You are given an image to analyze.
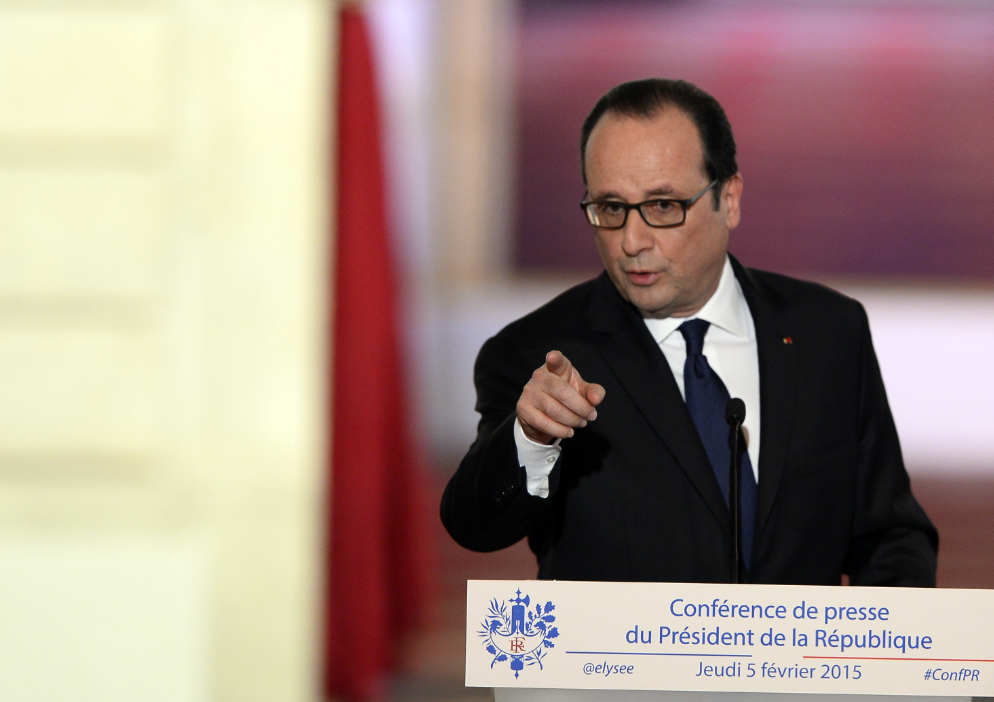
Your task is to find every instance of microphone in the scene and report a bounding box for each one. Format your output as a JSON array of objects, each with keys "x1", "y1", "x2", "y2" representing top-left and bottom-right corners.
[
  {"x1": 725, "y1": 398, "x2": 746, "y2": 584},
  {"x1": 725, "y1": 398, "x2": 745, "y2": 425}
]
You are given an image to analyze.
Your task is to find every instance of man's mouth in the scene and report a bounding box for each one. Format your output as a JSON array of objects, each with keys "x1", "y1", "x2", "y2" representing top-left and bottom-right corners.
[{"x1": 624, "y1": 270, "x2": 660, "y2": 286}]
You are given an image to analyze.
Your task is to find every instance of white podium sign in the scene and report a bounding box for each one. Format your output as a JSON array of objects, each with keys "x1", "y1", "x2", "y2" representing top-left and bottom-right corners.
[{"x1": 465, "y1": 580, "x2": 994, "y2": 697}]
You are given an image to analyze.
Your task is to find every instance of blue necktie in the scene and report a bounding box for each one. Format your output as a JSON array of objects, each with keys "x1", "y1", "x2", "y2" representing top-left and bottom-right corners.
[{"x1": 679, "y1": 319, "x2": 757, "y2": 569}]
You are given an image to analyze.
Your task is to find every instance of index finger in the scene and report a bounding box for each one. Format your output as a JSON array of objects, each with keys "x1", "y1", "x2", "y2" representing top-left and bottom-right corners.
[{"x1": 545, "y1": 350, "x2": 571, "y2": 379}]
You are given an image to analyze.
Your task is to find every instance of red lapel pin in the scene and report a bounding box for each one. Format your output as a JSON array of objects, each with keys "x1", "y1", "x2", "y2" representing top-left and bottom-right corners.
[{"x1": 783, "y1": 336, "x2": 793, "y2": 344}]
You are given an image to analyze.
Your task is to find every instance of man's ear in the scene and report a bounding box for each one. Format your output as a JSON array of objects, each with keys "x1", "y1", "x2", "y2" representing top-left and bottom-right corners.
[{"x1": 723, "y1": 173, "x2": 743, "y2": 230}]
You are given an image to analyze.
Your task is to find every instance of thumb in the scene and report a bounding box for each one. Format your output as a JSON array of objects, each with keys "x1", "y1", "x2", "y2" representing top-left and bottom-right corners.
[{"x1": 545, "y1": 350, "x2": 572, "y2": 379}]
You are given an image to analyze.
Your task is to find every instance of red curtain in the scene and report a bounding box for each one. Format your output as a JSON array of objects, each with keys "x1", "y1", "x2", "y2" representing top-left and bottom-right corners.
[{"x1": 327, "y1": 6, "x2": 432, "y2": 700}]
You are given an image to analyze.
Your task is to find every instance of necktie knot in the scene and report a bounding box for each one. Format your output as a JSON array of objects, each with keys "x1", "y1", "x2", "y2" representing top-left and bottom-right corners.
[{"x1": 679, "y1": 318, "x2": 710, "y2": 356}]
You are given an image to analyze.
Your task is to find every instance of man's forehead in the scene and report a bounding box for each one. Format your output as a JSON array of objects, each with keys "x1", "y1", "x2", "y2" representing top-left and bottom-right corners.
[
  {"x1": 584, "y1": 108, "x2": 709, "y2": 190},
  {"x1": 588, "y1": 107, "x2": 700, "y2": 152}
]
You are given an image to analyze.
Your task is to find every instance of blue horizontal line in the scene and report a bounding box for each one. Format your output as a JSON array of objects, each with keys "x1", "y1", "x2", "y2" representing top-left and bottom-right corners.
[{"x1": 565, "y1": 651, "x2": 752, "y2": 658}]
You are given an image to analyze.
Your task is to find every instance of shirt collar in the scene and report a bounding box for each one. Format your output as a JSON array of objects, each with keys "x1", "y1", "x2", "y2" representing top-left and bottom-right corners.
[{"x1": 643, "y1": 256, "x2": 751, "y2": 344}]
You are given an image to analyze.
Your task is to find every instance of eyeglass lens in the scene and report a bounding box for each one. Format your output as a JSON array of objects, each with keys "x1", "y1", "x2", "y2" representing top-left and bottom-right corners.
[{"x1": 585, "y1": 200, "x2": 684, "y2": 228}]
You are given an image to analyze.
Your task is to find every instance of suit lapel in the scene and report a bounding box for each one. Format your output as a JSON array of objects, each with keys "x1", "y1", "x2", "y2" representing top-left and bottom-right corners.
[
  {"x1": 586, "y1": 274, "x2": 730, "y2": 533},
  {"x1": 731, "y1": 259, "x2": 798, "y2": 546}
]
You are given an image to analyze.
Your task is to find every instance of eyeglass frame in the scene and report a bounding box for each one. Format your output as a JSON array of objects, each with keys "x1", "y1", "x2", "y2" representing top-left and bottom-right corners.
[{"x1": 579, "y1": 179, "x2": 720, "y2": 229}]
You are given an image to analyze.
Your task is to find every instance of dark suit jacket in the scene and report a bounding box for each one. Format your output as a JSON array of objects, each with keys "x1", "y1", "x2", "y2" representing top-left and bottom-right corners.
[{"x1": 441, "y1": 258, "x2": 937, "y2": 586}]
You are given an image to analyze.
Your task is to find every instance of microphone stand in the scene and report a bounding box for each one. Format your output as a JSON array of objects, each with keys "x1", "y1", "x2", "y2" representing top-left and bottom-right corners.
[{"x1": 725, "y1": 399, "x2": 746, "y2": 585}]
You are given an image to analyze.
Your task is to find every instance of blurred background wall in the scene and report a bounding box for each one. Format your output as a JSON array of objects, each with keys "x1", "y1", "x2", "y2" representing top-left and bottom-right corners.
[{"x1": 0, "y1": 1, "x2": 329, "y2": 700}]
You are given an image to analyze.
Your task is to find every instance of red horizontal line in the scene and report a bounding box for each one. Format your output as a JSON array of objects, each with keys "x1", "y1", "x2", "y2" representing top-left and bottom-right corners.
[{"x1": 803, "y1": 656, "x2": 994, "y2": 662}]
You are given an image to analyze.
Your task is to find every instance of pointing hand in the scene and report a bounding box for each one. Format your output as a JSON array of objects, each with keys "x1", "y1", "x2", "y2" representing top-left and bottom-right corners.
[{"x1": 516, "y1": 350, "x2": 606, "y2": 444}]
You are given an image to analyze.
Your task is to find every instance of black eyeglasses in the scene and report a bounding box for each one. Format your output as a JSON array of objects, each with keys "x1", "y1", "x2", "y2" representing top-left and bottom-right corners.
[{"x1": 580, "y1": 180, "x2": 718, "y2": 229}]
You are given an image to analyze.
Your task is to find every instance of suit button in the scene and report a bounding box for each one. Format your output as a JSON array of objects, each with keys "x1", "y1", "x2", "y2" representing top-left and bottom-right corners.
[{"x1": 494, "y1": 483, "x2": 517, "y2": 505}]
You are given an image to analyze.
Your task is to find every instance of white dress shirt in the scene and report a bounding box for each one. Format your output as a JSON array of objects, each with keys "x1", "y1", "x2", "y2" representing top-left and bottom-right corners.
[{"x1": 515, "y1": 256, "x2": 761, "y2": 498}]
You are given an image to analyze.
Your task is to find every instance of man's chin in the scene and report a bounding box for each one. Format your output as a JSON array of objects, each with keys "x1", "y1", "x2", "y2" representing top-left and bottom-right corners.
[{"x1": 618, "y1": 285, "x2": 678, "y2": 319}]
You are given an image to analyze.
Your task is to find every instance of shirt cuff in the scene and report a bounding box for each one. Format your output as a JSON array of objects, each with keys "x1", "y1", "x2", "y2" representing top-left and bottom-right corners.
[{"x1": 514, "y1": 416, "x2": 563, "y2": 499}]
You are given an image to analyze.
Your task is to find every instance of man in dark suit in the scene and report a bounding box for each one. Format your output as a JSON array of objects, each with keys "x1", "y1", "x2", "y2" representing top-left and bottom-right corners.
[{"x1": 441, "y1": 78, "x2": 937, "y2": 586}]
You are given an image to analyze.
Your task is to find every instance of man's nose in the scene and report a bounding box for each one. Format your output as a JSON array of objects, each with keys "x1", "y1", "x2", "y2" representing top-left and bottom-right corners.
[{"x1": 620, "y1": 212, "x2": 655, "y2": 256}]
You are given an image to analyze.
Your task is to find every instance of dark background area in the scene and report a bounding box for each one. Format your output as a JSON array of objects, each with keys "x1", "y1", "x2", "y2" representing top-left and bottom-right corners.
[{"x1": 514, "y1": 3, "x2": 994, "y2": 278}]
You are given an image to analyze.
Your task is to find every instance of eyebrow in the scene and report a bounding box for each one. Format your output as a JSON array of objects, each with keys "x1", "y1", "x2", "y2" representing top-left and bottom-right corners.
[
  {"x1": 588, "y1": 185, "x2": 678, "y2": 201},
  {"x1": 645, "y1": 186, "x2": 677, "y2": 197}
]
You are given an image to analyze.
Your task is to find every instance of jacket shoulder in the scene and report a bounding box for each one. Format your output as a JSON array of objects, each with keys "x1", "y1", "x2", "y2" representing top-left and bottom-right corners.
[{"x1": 745, "y1": 267, "x2": 868, "y2": 327}]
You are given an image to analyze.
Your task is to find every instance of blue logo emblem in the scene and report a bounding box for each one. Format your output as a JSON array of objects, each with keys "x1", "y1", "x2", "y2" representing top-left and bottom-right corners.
[{"x1": 479, "y1": 588, "x2": 559, "y2": 678}]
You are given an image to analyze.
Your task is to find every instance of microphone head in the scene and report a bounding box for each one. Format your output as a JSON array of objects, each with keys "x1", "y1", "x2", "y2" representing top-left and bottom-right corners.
[{"x1": 725, "y1": 398, "x2": 746, "y2": 425}]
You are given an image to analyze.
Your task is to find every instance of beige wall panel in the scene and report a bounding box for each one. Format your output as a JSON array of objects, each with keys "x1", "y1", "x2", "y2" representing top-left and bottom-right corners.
[
  {"x1": 0, "y1": 169, "x2": 166, "y2": 298},
  {"x1": 167, "y1": 2, "x2": 329, "y2": 700},
  {"x1": 0, "y1": 9, "x2": 170, "y2": 141},
  {"x1": 0, "y1": 1, "x2": 330, "y2": 700},
  {"x1": 0, "y1": 485, "x2": 183, "y2": 531},
  {"x1": 210, "y1": 501, "x2": 320, "y2": 702},
  {"x1": 0, "y1": 328, "x2": 160, "y2": 457},
  {"x1": 0, "y1": 534, "x2": 208, "y2": 702}
]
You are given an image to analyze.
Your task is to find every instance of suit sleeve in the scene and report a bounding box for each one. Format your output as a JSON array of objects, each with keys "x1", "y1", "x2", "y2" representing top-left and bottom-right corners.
[
  {"x1": 440, "y1": 332, "x2": 561, "y2": 552},
  {"x1": 846, "y1": 310, "x2": 938, "y2": 586}
]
